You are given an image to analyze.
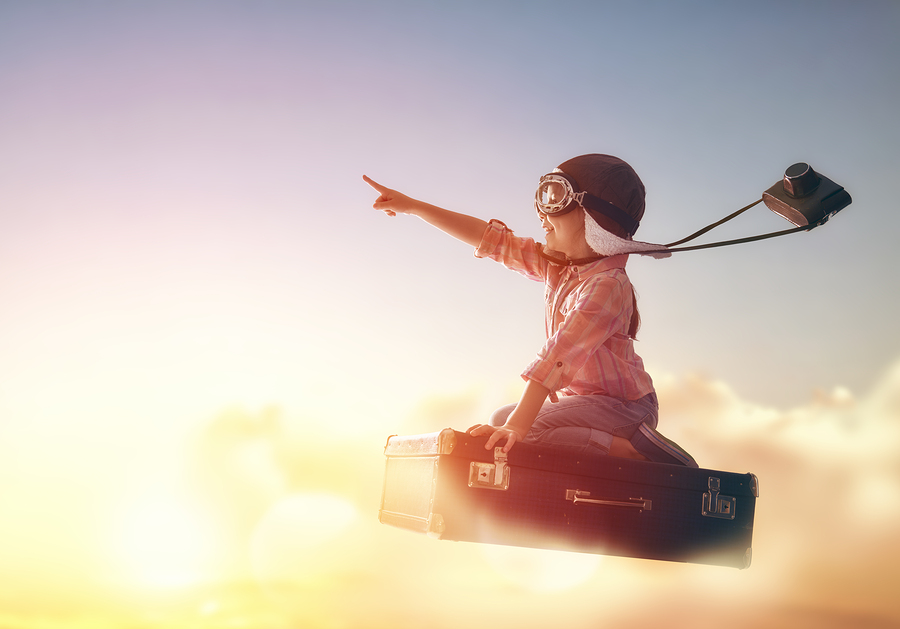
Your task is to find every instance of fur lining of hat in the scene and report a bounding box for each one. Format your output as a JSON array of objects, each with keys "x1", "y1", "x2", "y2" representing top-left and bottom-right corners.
[{"x1": 584, "y1": 211, "x2": 670, "y2": 259}]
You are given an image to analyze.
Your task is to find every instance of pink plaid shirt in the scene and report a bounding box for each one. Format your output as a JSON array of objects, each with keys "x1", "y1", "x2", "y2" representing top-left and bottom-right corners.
[{"x1": 475, "y1": 220, "x2": 655, "y2": 402}]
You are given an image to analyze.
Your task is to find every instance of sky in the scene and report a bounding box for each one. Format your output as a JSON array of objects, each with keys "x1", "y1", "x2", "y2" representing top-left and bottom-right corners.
[{"x1": 0, "y1": 1, "x2": 899, "y2": 627}]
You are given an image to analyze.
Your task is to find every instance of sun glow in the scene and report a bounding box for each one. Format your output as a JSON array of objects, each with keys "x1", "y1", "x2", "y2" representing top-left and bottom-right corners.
[
  {"x1": 250, "y1": 493, "x2": 358, "y2": 587},
  {"x1": 112, "y1": 494, "x2": 219, "y2": 589},
  {"x1": 479, "y1": 544, "x2": 602, "y2": 591}
]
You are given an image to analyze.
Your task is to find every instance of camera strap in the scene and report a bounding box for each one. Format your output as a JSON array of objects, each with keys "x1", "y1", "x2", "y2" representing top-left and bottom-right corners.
[{"x1": 654, "y1": 198, "x2": 823, "y2": 254}]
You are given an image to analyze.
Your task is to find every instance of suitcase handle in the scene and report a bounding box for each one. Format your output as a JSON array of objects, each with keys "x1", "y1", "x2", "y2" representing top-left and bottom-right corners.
[{"x1": 566, "y1": 489, "x2": 652, "y2": 511}]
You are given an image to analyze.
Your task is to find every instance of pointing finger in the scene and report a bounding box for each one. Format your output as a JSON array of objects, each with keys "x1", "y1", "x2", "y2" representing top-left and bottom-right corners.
[{"x1": 362, "y1": 175, "x2": 389, "y2": 193}]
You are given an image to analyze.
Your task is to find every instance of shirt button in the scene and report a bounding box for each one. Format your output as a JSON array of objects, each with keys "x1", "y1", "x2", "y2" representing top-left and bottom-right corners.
[{"x1": 556, "y1": 362, "x2": 563, "y2": 367}]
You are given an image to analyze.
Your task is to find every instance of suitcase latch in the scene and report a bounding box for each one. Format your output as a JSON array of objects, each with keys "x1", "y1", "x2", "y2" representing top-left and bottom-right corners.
[
  {"x1": 702, "y1": 477, "x2": 736, "y2": 519},
  {"x1": 468, "y1": 447, "x2": 510, "y2": 490}
]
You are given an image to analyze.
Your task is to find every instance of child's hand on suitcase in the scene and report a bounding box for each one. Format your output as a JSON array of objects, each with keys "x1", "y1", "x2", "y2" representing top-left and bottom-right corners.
[{"x1": 468, "y1": 424, "x2": 526, "y2": 453}]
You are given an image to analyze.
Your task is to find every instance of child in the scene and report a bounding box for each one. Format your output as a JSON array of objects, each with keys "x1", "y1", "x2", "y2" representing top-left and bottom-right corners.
[{"x1": 363, "y1": 154, "x2": 696, "y2": 467}]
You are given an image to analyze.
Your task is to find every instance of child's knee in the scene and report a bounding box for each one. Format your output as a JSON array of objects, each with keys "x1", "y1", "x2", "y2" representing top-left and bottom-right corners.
[{"x1": 489, "y1": 405, "x2": 515, "y2": 427}]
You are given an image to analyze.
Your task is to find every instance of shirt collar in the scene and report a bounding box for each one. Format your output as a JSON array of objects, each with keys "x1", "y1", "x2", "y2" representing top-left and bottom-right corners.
[
  {"x1": 538, "y1": 245, "x2": 628, "y2": 276},
  {"x1": 571, "y1": 254, "x2": 628, "y2": 279}
]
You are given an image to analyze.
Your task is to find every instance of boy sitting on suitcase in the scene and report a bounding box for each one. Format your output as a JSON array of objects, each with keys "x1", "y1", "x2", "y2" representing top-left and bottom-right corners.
[{"x1": 364, "y1": 154, "x2": 696, "y2": 467}]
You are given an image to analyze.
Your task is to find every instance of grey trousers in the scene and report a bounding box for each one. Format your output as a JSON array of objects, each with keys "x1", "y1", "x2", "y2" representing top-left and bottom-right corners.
[{"x1": 489, "y1": 392, "x2": 659, "y2": 455}]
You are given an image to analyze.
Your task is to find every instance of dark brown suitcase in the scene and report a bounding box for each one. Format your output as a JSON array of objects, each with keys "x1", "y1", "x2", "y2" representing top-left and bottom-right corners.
[{"x1": 379, "y1": 429, "x2": 758, "y2": 569}]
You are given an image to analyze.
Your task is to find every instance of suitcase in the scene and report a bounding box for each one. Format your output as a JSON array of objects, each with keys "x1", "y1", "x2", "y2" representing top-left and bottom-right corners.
[{"x1": 379, "y1": 429, "x2": 758, "y2": 569}]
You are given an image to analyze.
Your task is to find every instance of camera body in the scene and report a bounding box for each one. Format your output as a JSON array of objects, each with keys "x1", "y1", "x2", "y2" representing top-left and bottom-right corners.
[{"x1": 762, "y1": 163, "x2": 852, "y2": 227}]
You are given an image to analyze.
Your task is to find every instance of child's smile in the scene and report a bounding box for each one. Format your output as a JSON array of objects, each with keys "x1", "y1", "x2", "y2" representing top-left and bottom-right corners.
[{"x1": 540, "y1": 209, "x2": 592, "y2": 259}]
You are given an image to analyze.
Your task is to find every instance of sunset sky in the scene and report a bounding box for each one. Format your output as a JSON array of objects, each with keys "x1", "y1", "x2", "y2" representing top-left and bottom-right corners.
[{"x1": 1, "y1": 1, "x2": 899, "y2": 627}]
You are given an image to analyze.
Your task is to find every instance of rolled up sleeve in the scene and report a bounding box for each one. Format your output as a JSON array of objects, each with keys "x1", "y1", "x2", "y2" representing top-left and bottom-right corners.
[
  {"x1": 522, "y1": 273, "x2": 630, "y2": 398},
  {"x1": 475, "y1": 219, "x2": 547, "y2": 282}
]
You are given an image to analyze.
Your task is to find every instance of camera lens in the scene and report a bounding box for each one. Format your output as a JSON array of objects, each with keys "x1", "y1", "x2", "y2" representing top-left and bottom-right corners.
[{"x1": 783, "y1": 163, "x2": 820, "y2": 198}]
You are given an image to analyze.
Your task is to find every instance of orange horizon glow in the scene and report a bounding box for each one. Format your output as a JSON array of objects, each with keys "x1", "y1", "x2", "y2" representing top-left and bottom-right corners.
[{"x1": 1, "y1": 363, "x2": 899, "y2": 627}]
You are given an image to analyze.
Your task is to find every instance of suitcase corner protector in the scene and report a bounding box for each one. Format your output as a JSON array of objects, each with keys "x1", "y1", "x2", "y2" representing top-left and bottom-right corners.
[
  {"x1": 426, "y1": 513, "x2": 445, "y2": 539},
  {"x1": 437, "y1": 429, "x2": 457, "y2": 454}
]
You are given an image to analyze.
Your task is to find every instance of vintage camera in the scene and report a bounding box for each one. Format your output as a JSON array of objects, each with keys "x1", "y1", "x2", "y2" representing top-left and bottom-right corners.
[{"x1": 762, "y1": 163, "x2": 852, "y2": 227}]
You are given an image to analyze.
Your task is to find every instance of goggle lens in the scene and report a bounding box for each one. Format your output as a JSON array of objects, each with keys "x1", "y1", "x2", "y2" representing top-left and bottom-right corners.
[
  {"x1": 535, "y1": 176, "x2": 576, "y2": 214},
  {"x1": 540, "y1": 182, "x2": 565, "y2": 208}
]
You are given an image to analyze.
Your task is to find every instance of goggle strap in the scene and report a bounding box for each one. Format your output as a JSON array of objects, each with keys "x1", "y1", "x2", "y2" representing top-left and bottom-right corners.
[{"x1": 579, "y1": 193, "x2": 641, "y2": 237}]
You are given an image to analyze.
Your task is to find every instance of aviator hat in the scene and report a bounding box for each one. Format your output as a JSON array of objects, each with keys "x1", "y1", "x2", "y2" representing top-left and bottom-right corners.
[
  {"x1": 557, "y1": 154, "x2": 646, "y2": 238},
  {"x1": 553, "y1": 154, "x2": 670, "y2": 258}
]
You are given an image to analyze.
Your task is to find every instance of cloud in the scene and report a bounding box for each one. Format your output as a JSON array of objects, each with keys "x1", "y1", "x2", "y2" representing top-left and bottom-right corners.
[
  {"x1": 337, "y1": 359, "x2": 900, "y2": 627},
  {"x1": 188, "y1": 406, "x2": 386, "y2": 546},
  {"x1": 649, "y1": 359, "x2": 900, "y2": 626},
  {"x1": 672, "y1": 357, "x2": 899, "y2": 484},
  {"x1": 160, "y1": 363, "x2": 900, "y2": 627}
]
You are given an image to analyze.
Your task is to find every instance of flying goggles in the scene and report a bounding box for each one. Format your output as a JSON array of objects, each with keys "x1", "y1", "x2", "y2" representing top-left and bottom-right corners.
[{"x1": 535, "y1": 172, "x2": 640, "y2": 238}]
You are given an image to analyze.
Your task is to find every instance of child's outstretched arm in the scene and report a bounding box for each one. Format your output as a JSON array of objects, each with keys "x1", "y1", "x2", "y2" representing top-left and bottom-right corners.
[{"x1": 363, "y1": 175, "x2": 488, "y2": 247}]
